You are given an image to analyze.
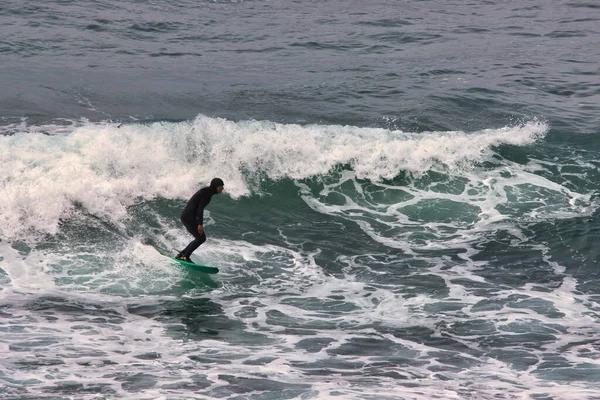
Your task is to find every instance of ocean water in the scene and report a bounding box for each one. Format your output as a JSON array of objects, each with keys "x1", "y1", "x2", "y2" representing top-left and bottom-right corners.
[{"x1": 1, "y1": 0, "x2": 600, "y2": 399}]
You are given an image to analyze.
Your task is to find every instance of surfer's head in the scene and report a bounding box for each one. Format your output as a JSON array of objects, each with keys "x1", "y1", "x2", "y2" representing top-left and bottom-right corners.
[{"x1": 210, "y1": 177, "x2": 225, "y2": 194}]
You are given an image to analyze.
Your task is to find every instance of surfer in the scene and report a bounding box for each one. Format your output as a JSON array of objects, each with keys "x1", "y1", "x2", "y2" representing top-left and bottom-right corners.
[{"x1": 176, "y1": 178, "x2": 225, "y2": 262}]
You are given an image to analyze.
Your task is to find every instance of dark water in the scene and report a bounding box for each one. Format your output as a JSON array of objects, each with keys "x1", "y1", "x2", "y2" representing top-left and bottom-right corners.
[{"x1": 1, "y1": 1, "x2": 600, "y2": 399}]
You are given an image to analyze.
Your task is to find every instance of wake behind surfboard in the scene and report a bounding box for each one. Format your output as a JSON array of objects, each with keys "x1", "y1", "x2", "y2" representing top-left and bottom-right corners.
[{"x1": 150, "y1": 244, "x2": 219, "y2": 274}]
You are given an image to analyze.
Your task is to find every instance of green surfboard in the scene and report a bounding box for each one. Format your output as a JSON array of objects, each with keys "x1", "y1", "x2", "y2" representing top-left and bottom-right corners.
[
  {"x1": 151, "y1": 245, "x2": 219, "y2": 274},
  {"x1": 168, "y1": 255, "x2": 219, "y2": 274}
]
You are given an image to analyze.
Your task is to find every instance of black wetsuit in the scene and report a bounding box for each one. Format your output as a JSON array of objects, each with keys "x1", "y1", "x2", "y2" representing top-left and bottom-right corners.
[{"x1": 179, "y1": 184, "x2": 218, "y2": 258}]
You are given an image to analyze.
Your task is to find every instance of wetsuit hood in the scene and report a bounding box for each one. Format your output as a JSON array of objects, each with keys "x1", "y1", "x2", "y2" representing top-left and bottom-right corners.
[{"x1": 210, "y1": 178, "x2": 224, "y2": 193}]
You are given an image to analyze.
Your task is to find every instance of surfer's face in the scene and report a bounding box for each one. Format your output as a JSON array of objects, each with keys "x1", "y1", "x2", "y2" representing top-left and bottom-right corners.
[{"x1": 216, "y1": 185, "x2": 224, "y2": 194}]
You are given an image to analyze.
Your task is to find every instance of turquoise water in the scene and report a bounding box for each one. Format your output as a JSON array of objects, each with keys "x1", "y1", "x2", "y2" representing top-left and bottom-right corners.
[{"x1": 1, "y1": 1, "x2": 600, "y2": 399}]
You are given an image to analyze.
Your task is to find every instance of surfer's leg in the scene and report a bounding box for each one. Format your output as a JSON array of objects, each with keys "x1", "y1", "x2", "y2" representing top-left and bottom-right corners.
[
  {"x1": 177, "y1": 216, "x2": 207, "y2": 259},
  {"x1": 182, "y1": 232, "x2": 206, "y2": 257}
]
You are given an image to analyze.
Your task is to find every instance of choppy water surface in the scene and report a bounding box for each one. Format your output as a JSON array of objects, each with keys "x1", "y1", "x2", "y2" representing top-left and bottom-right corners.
[{"x1": 1, "y1": 1, "x2": 600, "y2": 399}]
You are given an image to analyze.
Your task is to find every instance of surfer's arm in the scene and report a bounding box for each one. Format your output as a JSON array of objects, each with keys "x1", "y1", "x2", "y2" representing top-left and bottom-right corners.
[
  {"x1": 195, "y1": 206, "x2": 205, "y2": 225},
  {"x1": 194, "y1": 190, "x2": 211, "y2": 225}
]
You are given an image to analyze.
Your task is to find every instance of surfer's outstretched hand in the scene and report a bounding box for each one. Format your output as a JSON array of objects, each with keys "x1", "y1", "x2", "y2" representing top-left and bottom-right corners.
[{"x1": 197, "y1": 224, "x2": 204, "y2": 233}]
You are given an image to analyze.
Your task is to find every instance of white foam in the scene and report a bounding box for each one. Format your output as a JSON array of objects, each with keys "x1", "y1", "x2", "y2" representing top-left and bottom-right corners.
[
  {"x1": 299, "y1": 141, "x2": 597, "y2": 257},
  {"x1": 199, "y1": 240, "x2": 600, "y2": 399},
  {"x1": 0, "y1": 242, "x2": 55, "y2": 292},
  {"x1": 2, "y1": 229, "x2": 600, "y2": 399},
  {"x1": 0, "y1": 116, "x2": 547, "y2": 241}
]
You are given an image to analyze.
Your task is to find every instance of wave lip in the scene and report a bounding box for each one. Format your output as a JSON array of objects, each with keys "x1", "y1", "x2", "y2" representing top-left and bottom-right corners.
[{"x1": 183, "y1": 116, "x2": 547, "y2": 182}]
